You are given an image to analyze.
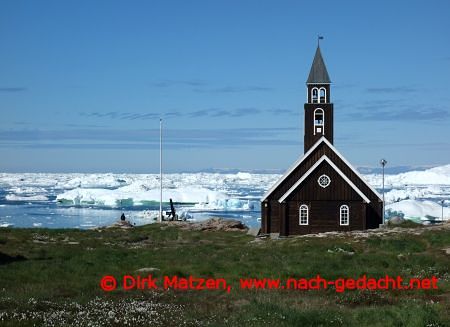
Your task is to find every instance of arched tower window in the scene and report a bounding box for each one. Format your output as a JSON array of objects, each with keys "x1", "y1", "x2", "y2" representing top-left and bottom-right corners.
[
  {"x1": 299, "y1": 204, "x2": 309, "y2": 225},
  {"x1": 319, "y1": 87, "x2": 326, "y2": 103},
  {"x1": 340, "y1": 205, "x2": 349, "y2": 226},
  {"x1": 311, "y1": 88, "x2": 318, "y2": 103},
  {"x1": 313, "y1": 108, "x2": 324, "y2": 135}
]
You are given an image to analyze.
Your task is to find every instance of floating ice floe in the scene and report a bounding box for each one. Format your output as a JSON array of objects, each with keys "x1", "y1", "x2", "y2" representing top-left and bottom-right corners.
[
  {"x1": 5, "y1": 194, "x2": 49, "y2": 202},
  {"x1": 9, "y1": 186, "x2": 48, "y2": 194},
  {"x1": 61, "y1": 174, "x2": 129, "y2": 189},
  {"x1": 236, "y1": 172, "x2": 252, "y2": 180},
  {"x1": 2, "y1": 166, "x2": 450, "y2": 225}
]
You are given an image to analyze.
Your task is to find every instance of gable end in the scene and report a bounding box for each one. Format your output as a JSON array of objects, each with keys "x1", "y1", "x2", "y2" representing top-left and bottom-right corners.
[
  {"x1": 261, "y1": 137, "x2": 382, "y2": 202},
  {"x1": 278, "y1": 155, "x2": 371, "y2": 203}
]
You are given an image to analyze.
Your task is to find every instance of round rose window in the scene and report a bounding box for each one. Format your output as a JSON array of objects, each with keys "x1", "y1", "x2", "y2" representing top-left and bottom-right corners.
[{"x1": 318, "y1": 174, "x2": 331, "y2": 188}]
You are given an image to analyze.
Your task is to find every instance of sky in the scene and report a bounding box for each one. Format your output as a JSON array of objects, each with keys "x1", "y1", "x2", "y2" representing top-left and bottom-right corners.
[{"x1": 1, "y1": 0, "x2": 449, "y2": 173}]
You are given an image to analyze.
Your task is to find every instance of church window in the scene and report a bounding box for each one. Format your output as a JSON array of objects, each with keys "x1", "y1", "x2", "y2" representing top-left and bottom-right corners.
[
  {"x1": 318, "y1": 174, "x2": 331, "y2": 188},
  {"x1": 340, "y1": 205, "x2": 349, "y2": 225},
  {"x1": 314, "y1": 108, "x2": 324, "y2": 126},
  {"x1": 319, "y1": 87, "x2": 326, "y2": 103},
  {"x1": 299, "y1": 204, "x2": 309, "y2": 225},
  {"x1": 312, "y1": 88, "x2": 318, "y2": 103}
]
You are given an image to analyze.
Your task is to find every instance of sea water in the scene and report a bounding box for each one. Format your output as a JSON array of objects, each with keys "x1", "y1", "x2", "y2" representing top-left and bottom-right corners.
[
  {"x1": 1, "y1": 169, "x2": 449, "y2": 229},
  {"x1": 0, "y1": 173, "x2": 271, "y2": 229}
]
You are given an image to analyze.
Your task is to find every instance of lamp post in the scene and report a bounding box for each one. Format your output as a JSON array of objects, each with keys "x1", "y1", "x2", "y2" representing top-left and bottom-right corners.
[
  {"x1": 159, "y1": 118, "x2": 163, "y2": 223},
  {"x1": 441, "y1": 200, "x2": 445, "y2": 222},
  {"x1": 380, "y1": 159, "x2": 387, "y2": 225}
]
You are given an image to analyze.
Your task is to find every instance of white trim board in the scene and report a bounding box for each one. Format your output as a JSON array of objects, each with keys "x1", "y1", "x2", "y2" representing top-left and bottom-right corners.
[
  {"x1": 261, "y1": 137, "x2": 327, "y2": 201},
  {"x1": 278, "y1": 155, "x2": 371, "y2": 204},
  {"x1": 320, "y1": 138, "x2": 383, "y2": 200},
  {"x1": 261, "y1": 136, "x2": 383, "y2": 202}
]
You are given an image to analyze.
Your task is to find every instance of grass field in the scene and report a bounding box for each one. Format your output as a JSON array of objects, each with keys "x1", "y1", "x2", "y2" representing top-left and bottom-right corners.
[{"x1": 0, "y1": 222, "x2": 449, "y2": 326}]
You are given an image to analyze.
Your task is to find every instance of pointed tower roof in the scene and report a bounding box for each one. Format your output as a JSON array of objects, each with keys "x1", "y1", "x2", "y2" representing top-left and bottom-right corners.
[{"x1": 307, "y1": 46, "x2": 331, "y2": 84}]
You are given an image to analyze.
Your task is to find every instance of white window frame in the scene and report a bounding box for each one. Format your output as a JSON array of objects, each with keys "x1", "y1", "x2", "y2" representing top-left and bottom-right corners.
[
  {"x1": 313, "y1": 108, "x2": 324, "y2": 135},
  {"x1": 311, "y1": 87, "x2": 319, "y2": 103},
  {"x1": 318, "y1": 174, "x2": 331, "y2": 188},
  {"x1": 319, "y1": 87, "x2": 326, "y2": 103},
  {"x1": 340, "y1": 205, "x2": 349, "y2": 226},
  {"x1": 299, "y1": 204, "x2": 309, "y2": 225}
]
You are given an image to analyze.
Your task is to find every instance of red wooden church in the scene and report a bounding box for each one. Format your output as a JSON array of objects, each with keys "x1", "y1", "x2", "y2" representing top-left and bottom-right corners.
[{"x1": 261, "y1": 45, "x2": 383, "y2": 236}]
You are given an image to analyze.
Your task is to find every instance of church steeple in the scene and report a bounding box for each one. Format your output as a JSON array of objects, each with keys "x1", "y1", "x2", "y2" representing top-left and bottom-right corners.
[
  {"x1": 261, "y1": 40, "x2": 384, "y2": 238},
  {"x1": 307, "y1": 46, "x2": 331, "y2": 84},
  {"x1": 304, "y1": 44, "x2": 334, "y2": 153}
]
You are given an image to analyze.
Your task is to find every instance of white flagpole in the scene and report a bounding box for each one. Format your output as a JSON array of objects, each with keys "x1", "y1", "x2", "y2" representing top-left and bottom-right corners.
[{"x1": 159, "y1": 118, "x2": 162, "y2": 223}]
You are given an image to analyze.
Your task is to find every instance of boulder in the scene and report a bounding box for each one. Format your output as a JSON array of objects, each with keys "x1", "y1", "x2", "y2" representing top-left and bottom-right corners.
[
  {"x1": 108, "y1": 220, "x2": 134, "y2": 229},
  {"x1": 172, "y1": 218, "x2": 248, "y2": 232},
  {"x1": 388, "y1": 216, "x2": 406, "y2": 225},
  {"x1": 195, "y1": 218, "x2": 248, "y2": 231}
]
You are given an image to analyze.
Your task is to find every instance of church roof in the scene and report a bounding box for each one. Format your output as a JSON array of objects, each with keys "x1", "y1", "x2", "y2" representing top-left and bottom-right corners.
[
  {"x1": 306, "y1": 46, "x2": 331, "y2": 84},
  {"x1": 261, "y1": 136, "x2": 383, "y2": 202}
]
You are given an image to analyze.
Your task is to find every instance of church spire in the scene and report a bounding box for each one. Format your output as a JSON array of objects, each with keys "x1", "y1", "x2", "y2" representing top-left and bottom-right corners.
[
  {"x1": 306, "y1": 45, "x2": 331, "y2": 84},
  {"x1": 304, "y1": 43, "x2": 333, "y2": 153}
]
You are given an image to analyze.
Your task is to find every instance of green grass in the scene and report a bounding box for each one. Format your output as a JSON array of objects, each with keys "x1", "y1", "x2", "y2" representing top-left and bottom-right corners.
[
  {"x1": 0, "y1": 224, "x2": 449, "y2": 326},
  {"x1": 387, "y1": 220, "x2": 423, "y2": 228}
]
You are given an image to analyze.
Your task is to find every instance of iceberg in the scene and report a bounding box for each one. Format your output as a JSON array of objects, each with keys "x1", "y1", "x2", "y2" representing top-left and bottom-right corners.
[
  {"x1": 384, "y1": 185, "x2": 447, "y2": 203},
  {"x1": 56, "y1": 183, "x2": 228, "y2": 207},
  {"x1": 193, "y1": 199, "x2": 257, "y2": 211},
  {"x1": 1, "y1": 165, "x2": 450, "y2": 228},
  {"x1": 386, "y1": 199, "x2": 448, "y2": 222},
  {"x1": 364, "y1": 164, "x2": 450, "y2": 188}
]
